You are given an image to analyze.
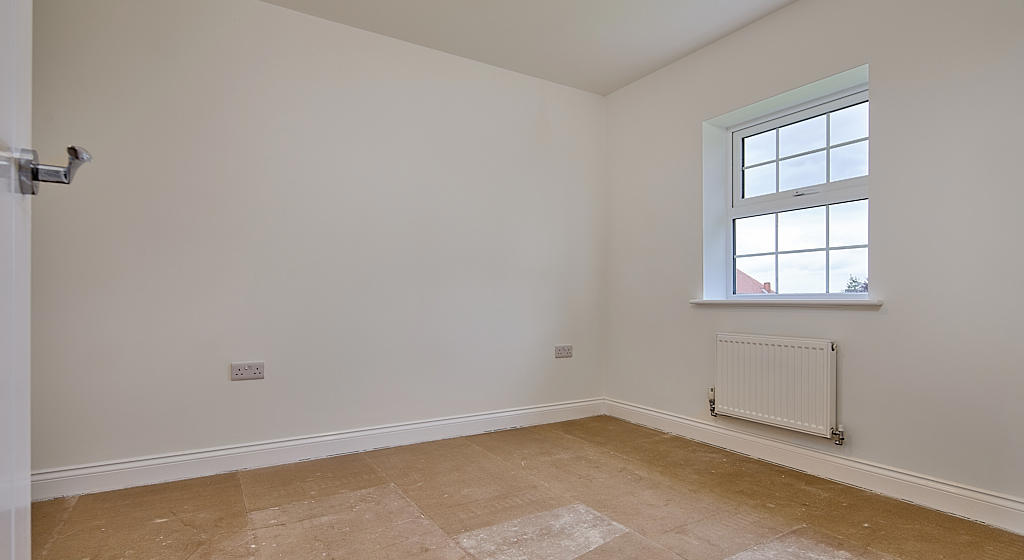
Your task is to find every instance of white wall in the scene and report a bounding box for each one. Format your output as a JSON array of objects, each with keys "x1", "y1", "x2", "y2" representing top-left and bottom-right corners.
[
  {"x1": 605, "y1": 0, "x2": 1024, "y2": 498},
  {"x1": 32, "y1": 0, "x2": 1024, "y2": 508},
  {"x1": 31, "y1": 0, "x2": 607, "y2": 470}
]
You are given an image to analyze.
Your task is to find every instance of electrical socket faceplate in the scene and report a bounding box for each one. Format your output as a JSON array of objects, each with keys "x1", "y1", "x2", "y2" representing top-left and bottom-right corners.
[
  {"x1": 554, "y1": 345, "x2": 573, "y2": 359},
  {"x1": 230, "y1": 361, "x2": 264, "y2": 381}
]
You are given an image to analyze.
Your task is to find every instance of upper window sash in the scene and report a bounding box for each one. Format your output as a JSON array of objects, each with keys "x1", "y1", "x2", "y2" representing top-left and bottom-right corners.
[{"x1": 730, "y1": 89, "x2": 869, "y2": 215}]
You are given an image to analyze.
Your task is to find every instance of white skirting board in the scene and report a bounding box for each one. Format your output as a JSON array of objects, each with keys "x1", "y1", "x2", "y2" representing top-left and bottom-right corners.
[
  {"x1": 32, "y1": 396, "x2": 1024, "y2": 536},
  {"x1": 604, "y1": 398, "x2": 1024, "y2": 536},
  {"x1": 30, "y1": 398, "x2": 605, "y2": 501}
]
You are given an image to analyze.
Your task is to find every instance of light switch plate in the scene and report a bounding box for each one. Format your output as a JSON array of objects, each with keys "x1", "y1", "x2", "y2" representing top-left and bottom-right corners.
[
  {"x1": 230, "y1": 361, "x2": 264, "y2": 381},
  {"x1": 554, "y1": 345, "x2": 573, "y2": 359}
]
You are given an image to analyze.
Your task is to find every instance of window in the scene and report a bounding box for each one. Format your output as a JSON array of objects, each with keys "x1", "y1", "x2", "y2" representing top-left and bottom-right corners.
[{"x1": 730, "y1": 90, "x2": 869, "y2": 297}]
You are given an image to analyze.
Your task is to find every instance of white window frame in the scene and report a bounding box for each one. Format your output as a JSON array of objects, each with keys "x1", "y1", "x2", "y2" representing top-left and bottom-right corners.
[{"x1": 726, "y1": 87, "x2": 869, "y2": 300}]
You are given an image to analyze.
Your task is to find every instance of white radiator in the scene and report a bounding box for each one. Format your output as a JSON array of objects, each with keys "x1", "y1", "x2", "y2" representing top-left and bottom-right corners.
[{"x1": 712, "y1": 333, "x2": 842, "y2": 443}]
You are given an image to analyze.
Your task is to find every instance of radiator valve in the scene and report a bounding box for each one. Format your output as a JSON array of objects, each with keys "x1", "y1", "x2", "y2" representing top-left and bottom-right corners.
[
  {"x1": 831, "y1": 426, "x2": 845, "y2": 446},
  {"x1": 708, "y1": 387, "x2": 717, "y2": 417}
]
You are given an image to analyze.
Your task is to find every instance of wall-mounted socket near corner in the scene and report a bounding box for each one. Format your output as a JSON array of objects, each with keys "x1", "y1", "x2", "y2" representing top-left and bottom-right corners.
[
  {"x1": 554, "y1": 345, "x2": 573, "y2": 359},
  {"x1": 230, "y1": 361, "x2": 264, "y2": 381}
]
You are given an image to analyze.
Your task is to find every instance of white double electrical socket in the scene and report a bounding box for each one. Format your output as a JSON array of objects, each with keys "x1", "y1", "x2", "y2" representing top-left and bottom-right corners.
[
  {"x1": 230, "y1": 361, "x2": 264, "y2": 381},
  {"x1": 554, "y1": 345, "x2": 573, "y2": 359}
]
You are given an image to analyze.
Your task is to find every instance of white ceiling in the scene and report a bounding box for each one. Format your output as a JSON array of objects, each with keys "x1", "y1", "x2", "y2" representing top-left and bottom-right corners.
[{"x1": 262, "y1": 0, "x2": 794, "y2": 95}]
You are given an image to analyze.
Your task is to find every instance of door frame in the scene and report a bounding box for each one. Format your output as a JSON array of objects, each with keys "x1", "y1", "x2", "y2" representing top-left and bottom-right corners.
[{"x1": 1, "y1": 0, "x2": 34, "y2": 558}]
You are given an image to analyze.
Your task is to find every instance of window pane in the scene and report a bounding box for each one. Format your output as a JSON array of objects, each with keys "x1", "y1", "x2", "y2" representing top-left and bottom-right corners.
[
  {"x1": 744, "y1": 163, "x2": 776, "y2": 198},
  {"x1": 744, "y1": 130, "x2": 775, "y2": 166},
  {"x1": 830, "y1": 140, "x2": 868, "y2": 181},
  {"x1": 829, "y1": 248, "x2": 868, "y2": 293},
  {"x1": 778, "y1": 206, "x2": 825, "y2": 251},
  {"x1": 778, "y1": 251, "x2": 826, "y2": 294},
  {"x1": 779, "y1": 151, "x2": 826, "y2": 191},
  {"x1": 736, "y1": 255, "x2": 775, "y2": 294},
  {"x1": 830, "y1": 102, "x2": 868, "y2": 145},
  {"x1": 829, "y1": 200, "x2": 868, "y2": 247},
  {"x1": 779, "y1": 115, "x2": 826, "y2": 157},
  {"x1": 734, "y1": 214, "x2": 775, "y2": 255}
]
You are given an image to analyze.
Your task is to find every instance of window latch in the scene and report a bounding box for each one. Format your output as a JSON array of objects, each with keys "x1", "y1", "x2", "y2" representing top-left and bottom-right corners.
[{"x1": 792, "y1": 189, "x2": 820, "y2": 197}]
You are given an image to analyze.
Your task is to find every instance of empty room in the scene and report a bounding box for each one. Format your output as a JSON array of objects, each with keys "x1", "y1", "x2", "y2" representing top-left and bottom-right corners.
[{"x1": 2, "y1": 0, "x2": 1023, "y2": 558}]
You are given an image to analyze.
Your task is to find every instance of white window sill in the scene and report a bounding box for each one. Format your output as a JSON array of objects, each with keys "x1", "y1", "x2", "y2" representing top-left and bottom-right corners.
[{"x1": 689, "y1": 298, "x2": 883, "y2": 309}]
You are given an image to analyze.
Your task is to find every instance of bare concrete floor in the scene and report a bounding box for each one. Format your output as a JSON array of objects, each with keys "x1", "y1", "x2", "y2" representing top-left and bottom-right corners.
[{"x1": 32, "y1": 416, "x2": 1024, "y2": 559}]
